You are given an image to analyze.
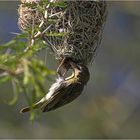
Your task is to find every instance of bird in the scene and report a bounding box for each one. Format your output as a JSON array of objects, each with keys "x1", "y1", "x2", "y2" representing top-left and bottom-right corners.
[{"x1": 20, "y1": 59, "x2": 90, "y2": 113}]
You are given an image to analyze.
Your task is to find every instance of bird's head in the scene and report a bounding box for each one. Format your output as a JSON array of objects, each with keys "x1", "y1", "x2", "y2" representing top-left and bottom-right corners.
[
  {"x1": 68, "y1": 61, "x2": 90, "y2": 85},
  {"x1": 75, "y1": 64, "x2": 90, "y2": 84}
]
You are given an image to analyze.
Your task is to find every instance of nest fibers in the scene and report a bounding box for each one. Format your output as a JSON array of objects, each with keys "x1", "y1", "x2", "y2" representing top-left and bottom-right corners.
[{"x1": 18, "y1": 0, "x2": 107, "y2": 65}]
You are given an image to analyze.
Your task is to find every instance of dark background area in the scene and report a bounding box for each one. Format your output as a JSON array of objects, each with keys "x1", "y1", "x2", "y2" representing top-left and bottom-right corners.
[{"x1": 0, "y1": 1, "x2": 140, "y2": 138}]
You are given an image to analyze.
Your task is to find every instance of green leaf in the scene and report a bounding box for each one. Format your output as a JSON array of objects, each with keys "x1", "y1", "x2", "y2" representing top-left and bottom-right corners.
[
  {"x1": 52, "y1": 1, "x2": 67, "y2": 8},
  {"x1": 0, "y1": 75, "x2": 11, "y2": 83},
  {"x1": 23, "y1": 62, "x2": 30, "y2": 85},
  {"x1": 30, "y1": 111, "x2": 36, "y2": 121},
  {"x1": 1, "y1": 39, "x2": 16, "y2": 47},
  {"x1": 7, "y1": 79, "x2": 19, "y2": 105}
]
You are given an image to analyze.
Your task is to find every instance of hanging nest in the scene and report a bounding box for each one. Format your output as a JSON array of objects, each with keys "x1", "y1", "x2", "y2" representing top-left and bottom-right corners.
[
  {"x1": 18, "y1": 0, "x2": 107, "y2": 65},
  {"x1": 18, "y1": 0, "x2": 45, "y2": 31}
]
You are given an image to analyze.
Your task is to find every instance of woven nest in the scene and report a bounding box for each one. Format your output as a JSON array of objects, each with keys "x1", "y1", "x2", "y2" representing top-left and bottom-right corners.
[{"x1": 18, "y1": 0, "x2": 107, "y2": 65}]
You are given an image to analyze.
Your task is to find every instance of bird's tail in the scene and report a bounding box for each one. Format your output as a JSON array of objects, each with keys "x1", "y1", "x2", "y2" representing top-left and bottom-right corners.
[
  {"x1": 20, "y1": 76, "x2": 64, "y2": 114},
  {"x1": 20, "y1": 102, "x2": 43, "y2": 113}
]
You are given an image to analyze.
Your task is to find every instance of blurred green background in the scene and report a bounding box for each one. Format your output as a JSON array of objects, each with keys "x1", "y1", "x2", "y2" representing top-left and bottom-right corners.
[{"x1": 0, "y1": 1, "x2": 140, "y2": 139}]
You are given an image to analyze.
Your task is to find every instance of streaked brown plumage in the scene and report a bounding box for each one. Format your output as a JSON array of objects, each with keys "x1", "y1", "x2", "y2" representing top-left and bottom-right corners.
[{"x1": 20, "y1": 59, "x2": 89, "y2": 113}]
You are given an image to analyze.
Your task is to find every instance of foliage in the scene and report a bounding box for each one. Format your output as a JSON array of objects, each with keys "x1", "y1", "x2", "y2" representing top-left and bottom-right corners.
[
  {"x1": 0, "y1": 32, "x2": 55, "y2": 120},
  {"x1": 0, "y1": 0, "x2": 71, "y2": 120}
]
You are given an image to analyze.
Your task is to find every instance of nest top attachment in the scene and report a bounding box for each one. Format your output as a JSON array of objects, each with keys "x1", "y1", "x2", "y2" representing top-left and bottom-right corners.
[{"x1": 18, "y1": 0, "x2": 107, "y2": 65}]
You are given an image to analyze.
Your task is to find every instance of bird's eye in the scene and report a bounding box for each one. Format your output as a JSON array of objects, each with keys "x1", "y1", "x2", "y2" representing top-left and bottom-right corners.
[{"x1": 77, "y1": 65, "x2": 82, "y2": 70}]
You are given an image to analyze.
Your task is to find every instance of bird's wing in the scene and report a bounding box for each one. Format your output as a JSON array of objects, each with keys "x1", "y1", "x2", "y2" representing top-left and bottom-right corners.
[
  {"x1": 20, "y1": 81, "x2": 66, "y2": 113},
  {"x1": 40, "y1": 82, "x2": 71, "y2": 112},
  {"x1": 41, "y1": 83, "x2": 84, "y2": 112}
]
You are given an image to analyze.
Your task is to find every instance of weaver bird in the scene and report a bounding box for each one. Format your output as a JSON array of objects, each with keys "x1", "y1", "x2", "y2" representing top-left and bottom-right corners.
[{"x1": 20, "y1": 59, "x2": 90, "y2": 113}]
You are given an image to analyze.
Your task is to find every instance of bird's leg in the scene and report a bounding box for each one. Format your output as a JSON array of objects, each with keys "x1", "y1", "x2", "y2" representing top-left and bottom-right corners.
[
  {"x1": 57, "y1": 58, "x2": 63, "y2": 77},
  {"x1": 57, "y1": 57, "x2": 70, "y2": 77}
]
